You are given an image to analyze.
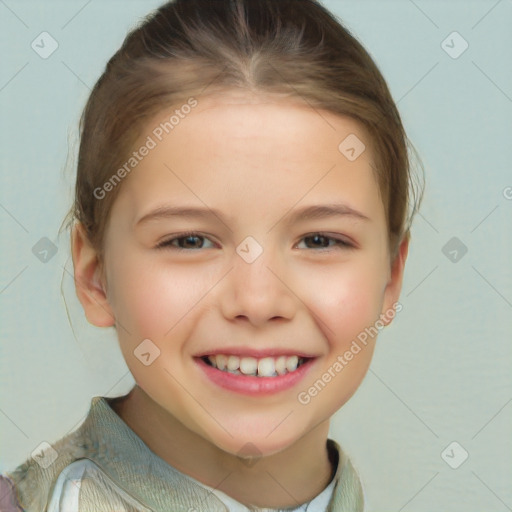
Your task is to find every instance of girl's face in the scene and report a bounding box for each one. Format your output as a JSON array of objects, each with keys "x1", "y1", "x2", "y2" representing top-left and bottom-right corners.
[{"x1": 79, "y1": 90, "x2": 407, "y2": 457}]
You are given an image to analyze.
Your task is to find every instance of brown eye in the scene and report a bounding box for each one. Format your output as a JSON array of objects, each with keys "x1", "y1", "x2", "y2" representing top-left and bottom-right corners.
[
  {"x1": 298, "y1": 233, "x2": 354, "y2": 251},
  {"x1": 156, "y1": 232, "x2": 214, "y2": 250}
]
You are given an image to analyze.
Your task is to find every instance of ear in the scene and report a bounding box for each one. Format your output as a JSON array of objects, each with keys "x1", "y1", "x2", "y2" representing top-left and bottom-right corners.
[
  {"x1": 380, "y1": 235, "x2": 409, "y2": 326},
  {"x1": 71, "y1": 222, "x2": 115, "y2": 328}
]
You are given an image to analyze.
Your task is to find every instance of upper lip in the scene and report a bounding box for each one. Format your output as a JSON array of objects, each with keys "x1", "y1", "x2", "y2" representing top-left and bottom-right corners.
[{"x1": 194, "y1": 348, "x2": 318, "y2": 359}]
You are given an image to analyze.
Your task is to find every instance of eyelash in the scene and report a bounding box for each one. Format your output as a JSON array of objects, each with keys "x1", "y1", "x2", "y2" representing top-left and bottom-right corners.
[{"x1": 155, "y1": 231, "x2": 355, "y2": 252}]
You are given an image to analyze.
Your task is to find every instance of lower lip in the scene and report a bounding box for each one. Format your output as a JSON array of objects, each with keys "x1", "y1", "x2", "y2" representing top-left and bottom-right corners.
[{"x1": 194, "y1": 357, "x2": 316, "y2": 396}]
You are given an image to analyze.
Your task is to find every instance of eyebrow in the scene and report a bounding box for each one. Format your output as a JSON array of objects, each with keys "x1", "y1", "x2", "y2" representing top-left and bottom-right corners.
[{"x1": 135, "y1": 203, "x2": 371, "y2": 228}]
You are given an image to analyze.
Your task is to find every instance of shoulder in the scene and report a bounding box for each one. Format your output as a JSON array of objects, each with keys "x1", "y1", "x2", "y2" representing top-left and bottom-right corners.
[
  {"x1": 327, "y1": 438, "x2": 366, "y2": 511},
  {"x1": 3, "y1": 444, "x2": 151, "y2": 512},
  {"x1": 0, "y1": 474, "x2": 23, "y2": 511},
  {"x1": 45, "y1": 459, "x2": 152, "y2": 512},
  {"x1": 1, "y1": 428, "x2": 91, "y2": 511}
]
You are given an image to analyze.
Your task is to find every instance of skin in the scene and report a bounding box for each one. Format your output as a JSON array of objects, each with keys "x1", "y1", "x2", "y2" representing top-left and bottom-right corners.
[{"x1": 72, "y1": 89, "x2": 408, "y2": 508}]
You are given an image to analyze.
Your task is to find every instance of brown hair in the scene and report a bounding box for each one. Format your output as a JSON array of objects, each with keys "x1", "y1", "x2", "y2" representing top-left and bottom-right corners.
[{"x1": 60, "y1": 0, "x2": 424, "y2": 265}]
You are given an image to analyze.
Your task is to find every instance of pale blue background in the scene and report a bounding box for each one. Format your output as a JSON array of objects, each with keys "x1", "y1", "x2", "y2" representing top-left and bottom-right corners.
[{"x1": 1, "y1": 1, "x2": 511, "y2": 510}]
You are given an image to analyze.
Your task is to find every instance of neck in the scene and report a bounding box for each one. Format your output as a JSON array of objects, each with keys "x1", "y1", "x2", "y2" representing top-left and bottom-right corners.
[{"x1": 109, "y1": 385, "x2": 333, "y2": 508}]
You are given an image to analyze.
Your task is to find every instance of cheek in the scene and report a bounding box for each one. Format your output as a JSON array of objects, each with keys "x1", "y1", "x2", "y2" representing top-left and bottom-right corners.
[
  {"x1": 299, "y1": 260, "x2": 387, "y2": 411},
  {"x1": 107, "y1": 256, "x2": 211, "y2": 341},
  {"x1": 304, "y1": 259, "x2": 386, "y2": 344},
  {"x1": 108, "y1": 260, "x2": 213, "y2": 393}
]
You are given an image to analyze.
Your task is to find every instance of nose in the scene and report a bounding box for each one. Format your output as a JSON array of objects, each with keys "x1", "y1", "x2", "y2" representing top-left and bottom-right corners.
[{"x1": 219, "y1": 244, "x2": 297, "y2": 327}]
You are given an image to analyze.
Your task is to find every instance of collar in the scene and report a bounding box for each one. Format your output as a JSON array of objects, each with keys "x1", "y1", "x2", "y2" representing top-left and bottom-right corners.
[
  {"x1": 82, "y1": 396, "x2": 364, "y2": 511},
  {"x1": 8, "y1": 395, "x2": 364, "y2": 511}
]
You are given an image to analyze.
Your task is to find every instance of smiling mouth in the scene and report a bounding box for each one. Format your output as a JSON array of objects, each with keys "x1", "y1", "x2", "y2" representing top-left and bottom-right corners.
[{"x1": 200, "y1": 354, "x2": 312, "y2": 378}]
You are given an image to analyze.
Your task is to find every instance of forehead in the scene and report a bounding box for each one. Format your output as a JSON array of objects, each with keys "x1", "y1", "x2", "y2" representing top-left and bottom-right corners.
[
  {"x1": 181, "y1": 89, "x2": 367, "y2": 145},
  {"x1": 109, "y1": 90, "x2": 383, "y2": 228}
]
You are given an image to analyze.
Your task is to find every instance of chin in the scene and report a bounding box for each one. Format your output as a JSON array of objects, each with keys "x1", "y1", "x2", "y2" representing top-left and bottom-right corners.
[{"x1": 203, "y1": 423, "x2": 304, "y2": 461}]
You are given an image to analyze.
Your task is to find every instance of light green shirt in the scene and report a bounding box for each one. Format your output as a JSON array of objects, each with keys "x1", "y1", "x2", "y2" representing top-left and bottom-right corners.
[{"x1": 3, "y1": 396, "x2": 365, "y2": 511}]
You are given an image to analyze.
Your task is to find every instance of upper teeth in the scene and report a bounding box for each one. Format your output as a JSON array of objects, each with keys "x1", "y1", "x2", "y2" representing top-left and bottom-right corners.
[{"x1": 206, "y1": 354, "x2": 304, "y2": 377}]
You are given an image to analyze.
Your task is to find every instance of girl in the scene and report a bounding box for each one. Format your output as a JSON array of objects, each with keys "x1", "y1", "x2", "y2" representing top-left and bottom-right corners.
[{"x1": 1, "y1": 0, "x2": 423, "y2": 510}]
